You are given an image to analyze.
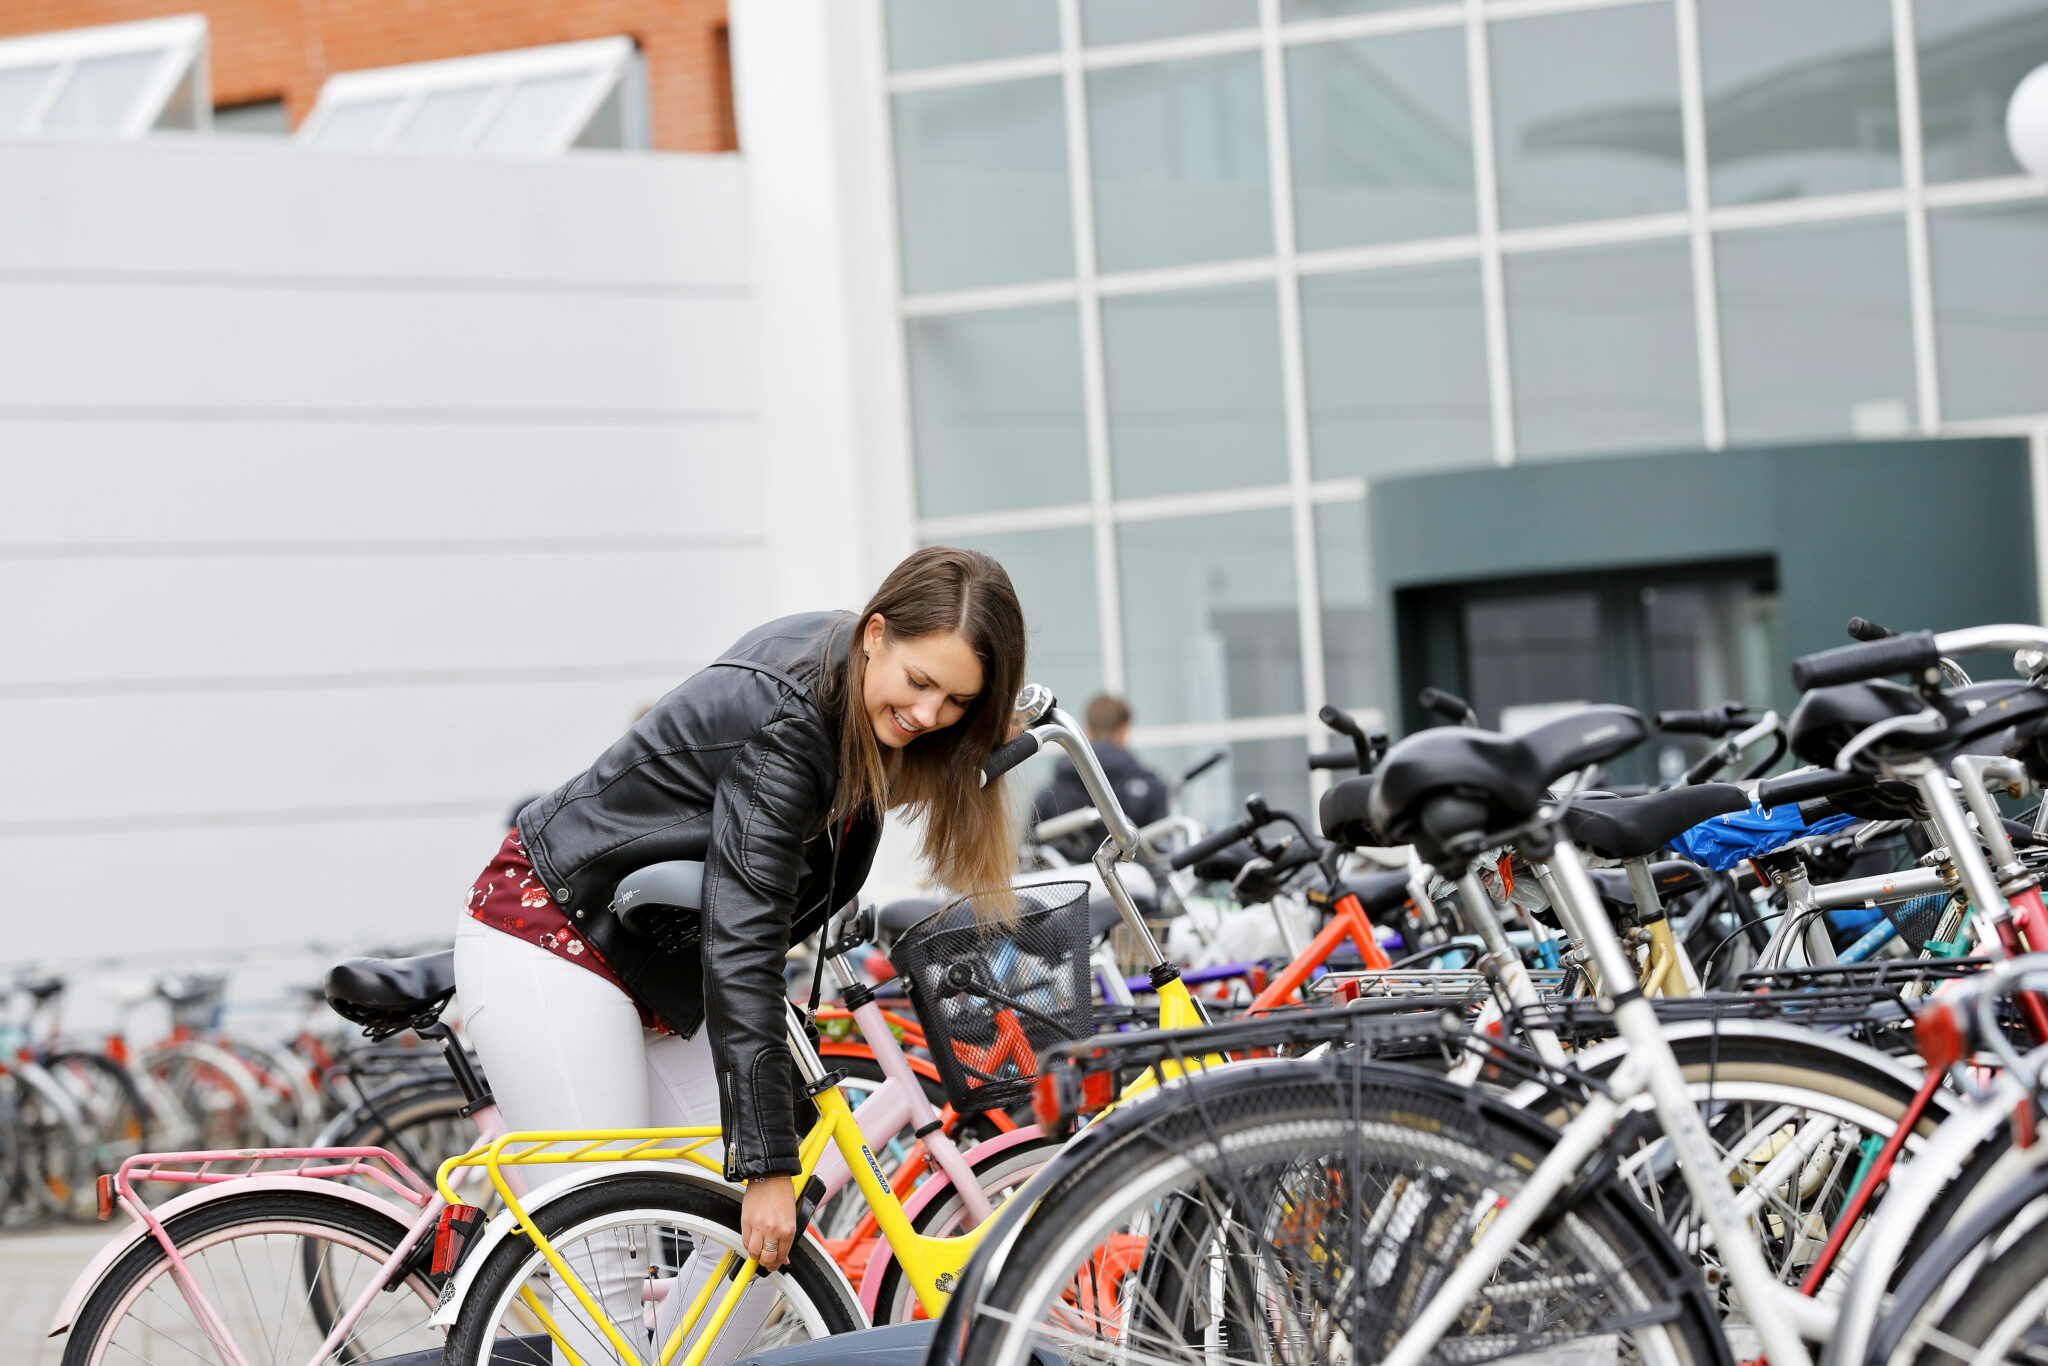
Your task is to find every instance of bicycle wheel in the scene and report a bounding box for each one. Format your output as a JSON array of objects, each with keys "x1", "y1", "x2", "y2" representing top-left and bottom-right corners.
[
  {"x1": 10, "y1": 1068, "x2": 89, "y2": 1221},
  {"x1": 43, "y1": 1052, "x2": 151, "y2": 1195},
  {"x1": 959, "y1": 1056, "x2": 1723, "y2": 1366},
  {"x1": 870, "y1": 1129, "x2": 1064, "y2": 1326},
  {"x1": 1527, "y1": 1025, "x2": 1945, "y2": 1317},
  {"x1": 60, "y1": 1188, "x2": 439, "y2": 1366},
  {"x1": 146, "y1": 1047, "x2": 266, "y2": 1148},
  {"x1": 445, "y1": 1174, "x2": 862, "y2": 1366},
  {"x1": 1902, "y1": 1215, "x2": 2048, "y2": 1366}
]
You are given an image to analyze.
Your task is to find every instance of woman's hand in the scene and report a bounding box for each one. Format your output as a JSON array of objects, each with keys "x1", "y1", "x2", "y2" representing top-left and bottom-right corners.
[{"x1": 741, "y1": 1175, "x2": 797, "y2": 1273}]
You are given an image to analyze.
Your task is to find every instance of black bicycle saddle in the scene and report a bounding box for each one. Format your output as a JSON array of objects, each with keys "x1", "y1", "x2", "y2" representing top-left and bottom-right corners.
[
  {"x1": 876, "y1": 897, "x2": 940, "y2": 934},
  {"x1": 1335, "y1": 868, "x2": 1414, "y2": 917},
  {"x1": 1584, "y1": 859, "x2": 1707, "y2": 909},
  {"x1": 325, "y1": 951, "x2": 456, "y2": 1031},
  {"x1": 1560, "y1": 784, "x2": 1749, "y2": 861},
  {"x1": 1318, "y1": 774, "x2": 1379, "y2": 848},
  {"x1": 1370, "y1": 705, "x2": 1649, "y2": 864}
]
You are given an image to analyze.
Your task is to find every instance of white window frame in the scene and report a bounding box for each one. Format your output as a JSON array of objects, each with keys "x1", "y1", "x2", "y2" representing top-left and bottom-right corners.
[
  {"x1": 296, "y1": 36, "x2": 645, "y2": 153},
  {"x1": 0, "y1": 13, "x2": 211, "y2": 138}
]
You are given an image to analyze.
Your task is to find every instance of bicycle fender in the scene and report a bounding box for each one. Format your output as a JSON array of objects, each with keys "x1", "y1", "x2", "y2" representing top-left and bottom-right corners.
[
  {"x1": 856, "y1": 1123, "x2": 1051, "y2": 1316},
  {"x1": 47, "y1": 1175, "x2": 416, "y2": 1338},
  {"x1": 426, "y1": 1161, "x2": 833, "y2": 1330}
]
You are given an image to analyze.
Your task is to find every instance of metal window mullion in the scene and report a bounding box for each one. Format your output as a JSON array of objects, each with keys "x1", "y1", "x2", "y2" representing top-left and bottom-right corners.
[
  {"x1": 1892, "y1": 0, "x2": 1942, "y2": 432},
  {"x1": 452, "y1": 80, "x2": 519, "y2": 152},
  {"x1": 1673, "y1": 0, "x2": 1726, "y2": 449},
  {"x1": 1465, "y1": 0, "x2": 1515, "y2": 466},
  {"x1": 1057, "y1": 0, "x2": 1126, "y2": 695},
  {"x1": 2033, "y1": 424, "x2": 2048, "y2": 625},
  {"x1": 1258, "y1": 0, "x2": 1330, "y2": 784}
]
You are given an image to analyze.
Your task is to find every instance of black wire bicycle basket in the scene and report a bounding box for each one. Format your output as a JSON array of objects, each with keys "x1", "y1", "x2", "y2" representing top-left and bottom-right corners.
[{"x1": 892, "y1": 881, "x2": 1093, "y2": 1114}]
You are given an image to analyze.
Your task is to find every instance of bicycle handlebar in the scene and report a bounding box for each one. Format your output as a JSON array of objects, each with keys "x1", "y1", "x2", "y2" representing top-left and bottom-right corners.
[
  {"x1": 1791, "y1": 631, "x2": 1942, "y2": 690},
  {"x1": 1657, "y1": 704, "x2": 1747, "y2": 737},
  {"x1": 1168, "y1": 816, "x2": 1257, "y2": 872},
  {"x1": 1308, "y1": 747, "x2": 1358, "y2": 771},
  {"x1": 1846, "y1": 616, "x2": 1896, "y2": 642},
  {"x1": 1178, "y1": 749, "x2": 1227, "y2": 785},
  {"x1": 1756, "y1": 767, "x2": 1874, "y2": 811},
  {"x1": 981, "y1": 730, "x2": 1043, "y2": 785},
  {"x1": 1419, "y1": 687, "x2": 1476, "y2": 726}
]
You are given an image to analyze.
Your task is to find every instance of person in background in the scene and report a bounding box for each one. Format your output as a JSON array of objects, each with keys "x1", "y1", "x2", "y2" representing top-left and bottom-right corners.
[{"x1": 1032, "y1": 694, "x2": 1170, "y2": 839}]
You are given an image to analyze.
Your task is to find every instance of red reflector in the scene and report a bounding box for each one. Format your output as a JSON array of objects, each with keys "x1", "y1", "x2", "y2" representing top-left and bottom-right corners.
[
  {"x1": 1915, "y1": 1001, "x2": 1966, "y2": 1072},
  {"x1": 95, "y1": 1174, "x2": 115, "y2": 1221},
  {"x1": 1031, "y1": 1072, "x2": 1063, "y2": 1129},
  {"x1": 1080, "y1": 1068, "x2": 1116, "y2": 1113},
  {"x1": 432, "y1": 1203, "x2": 482, "y2": 1276}
]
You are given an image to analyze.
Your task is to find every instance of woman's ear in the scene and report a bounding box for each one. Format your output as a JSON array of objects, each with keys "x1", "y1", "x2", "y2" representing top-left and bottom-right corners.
[{"x1": 862, "y1": 613, "x2": 886, "y2": 658}]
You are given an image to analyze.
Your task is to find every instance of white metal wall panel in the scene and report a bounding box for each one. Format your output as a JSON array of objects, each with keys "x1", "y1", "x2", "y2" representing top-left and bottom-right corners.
[
  {"x1": 0, "y1": 421, "x2": 763, "y2": 543},
  {"x1": 0, "y1": 136, "x2": 764, "y2": 964}
]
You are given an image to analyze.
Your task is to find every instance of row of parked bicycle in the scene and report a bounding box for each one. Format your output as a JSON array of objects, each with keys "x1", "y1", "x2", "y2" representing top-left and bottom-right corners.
[
  {"x1": 40, "y1": 616, "x2": 2048, "y2": 1366},
  {"x1": 0, "y1": 962, "x2": 456, "y2": 1226}
]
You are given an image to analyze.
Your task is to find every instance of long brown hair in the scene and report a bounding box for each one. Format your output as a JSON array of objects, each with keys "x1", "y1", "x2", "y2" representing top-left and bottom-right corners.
[{"x1": 821, "y1": 546, "x2": 1026, "y2": 897}]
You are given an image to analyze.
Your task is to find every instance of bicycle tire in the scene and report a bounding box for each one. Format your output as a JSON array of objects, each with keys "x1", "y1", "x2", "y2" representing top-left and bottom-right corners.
[
  {"x1": 960, "y1": 1055, "x2": 1724, "y2": 1366},
  {"x1": 9, "y1": 1067, "x2": 90, "y2": 1221},
  {"x1": 61, "y1": 1188, "x2": 438, "y2": 1366},
  {"x1": 444, "y1": 1173, "x2": 862, "y2": 1366}
]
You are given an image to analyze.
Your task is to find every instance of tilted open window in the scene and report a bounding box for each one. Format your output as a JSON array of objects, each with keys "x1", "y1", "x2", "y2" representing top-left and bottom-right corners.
[
  {"x1": 0, "y1": 14, "x2": 209, "y2": 138},
  {"x1": 297, "y1": 37, "x2": 647, "y2": 154}
]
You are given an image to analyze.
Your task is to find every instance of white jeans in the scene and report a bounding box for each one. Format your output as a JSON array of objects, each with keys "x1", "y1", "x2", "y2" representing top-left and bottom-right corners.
[{"x1": 453, "y1": 915, "x2": 775, "y2": 1362}]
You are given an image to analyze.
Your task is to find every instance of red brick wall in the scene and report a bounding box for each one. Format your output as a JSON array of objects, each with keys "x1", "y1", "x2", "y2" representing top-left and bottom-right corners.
[{"x1": 0, "y1": 0, "x2": 737, "y2": 152}]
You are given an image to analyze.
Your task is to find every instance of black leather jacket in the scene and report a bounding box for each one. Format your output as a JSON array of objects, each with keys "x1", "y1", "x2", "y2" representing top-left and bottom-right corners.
[{"x1": 516, "y1": 611, "x2": 880, "y2": 1181}]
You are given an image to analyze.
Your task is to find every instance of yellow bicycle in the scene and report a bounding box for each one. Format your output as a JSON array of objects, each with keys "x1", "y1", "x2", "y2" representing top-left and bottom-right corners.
[{"x1": 430, "y1": 690, "x2": 1207, "y2": 1366}]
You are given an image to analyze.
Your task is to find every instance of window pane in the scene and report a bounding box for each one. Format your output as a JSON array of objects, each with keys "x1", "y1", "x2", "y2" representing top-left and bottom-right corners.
[
  {"x1": 1102, "y1": 284, "x2": 1288, "y2": 498},
  {"x1": 312, "y1": 97, "x2": 403, "y2": 146},
  {"x1": 1700, "y1": 0, "x2": 1901, "y2": 205},
  {"x1": 0, "y1": 64, "x2": 56, "y2": 133},
  {"x1": 1315, "y1": 499, "x2": 1378, "y2": 717},
  {"x1": 886, "y1": 0, "x2": 1059, "y2": 72},
  {"x1": 942, "y1": 527, "x2": 1101, "y2": 712},
  {"x1": 1464, "y1": 591, "x2": 1603, "y2": 732},
  {"x1": 1506, "y1": 239, "x2": 1701, "y2": 459},
  {"x1": 1489, "y1": 3, "x2": 1685, "y2": 229},
  {"x1": 1136, "y1": 739, "x2": 1310, "y2": 832},
  {"x1": 394, "y1": 85, "x2": 491, "y2": 149},
  {"x1": 1283, "y1": 0, "x2": 1446, "y2": 16},
  {"x1": 213, "y1": 98, "x2": 289, "y2": 135},
  {"x1": 894, "y1": 78, "x2": 1074, "y2": 293},
  {"x1": 1916, "y1": 0, "x2": 2048, "y2": 182},
  {"x1": 1082, "y1": 0, "x2": 1257, "y2": 46},
  {"x1": 907, "y1": 303, "x2": 1092, "y2": 517},
  {"x1": 477, "y1": 73, "x2": 591, "y2": 152},
  {"x1": 1301, "y1": 260, "x2": 1492, "y2": 480},
  {"x1": 1088, "y1": 53, "x2": 1272, "y2": 273},
  {"x1": 1287, "y1": 29, "x2": 1474, "y2": 250},
  {"x1": 1120, "y1": 508, "x2": 1302, "y2": 725},
  {"x1": 1930, "y1": 201, "x2": 2048, "y2": 420},
  {"x1": 42, "y1": 50, "x2": 162, "y2": 134},
  {"x1": 1716, "y1": 217, "x2": 1916, "y2": 442}
]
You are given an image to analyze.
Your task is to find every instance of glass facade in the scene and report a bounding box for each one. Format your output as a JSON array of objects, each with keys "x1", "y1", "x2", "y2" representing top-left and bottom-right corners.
[{"x1": 885, "y1": 0, "x2": 2048, "y2": 770}]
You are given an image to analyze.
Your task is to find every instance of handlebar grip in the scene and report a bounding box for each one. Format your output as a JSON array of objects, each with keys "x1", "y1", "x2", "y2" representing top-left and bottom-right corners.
[
  {"x1": 1167, "y1": 817, "x2": 1256, "y2": 872},
  {"x1": 1757, "y1": 768, "x2": 1874, "y2": 811},
  {"x1": 981, "y1": 731, "x2": 1042, "y2": 787},
  {"x1": 1846, "y1": 617, "x2": 1896, "y2": 642},
  {"x1": 1791, "y1": 631, "x2": 1941, "y2": 691},
  {"x1": 1419, "y1": 687, "x2": 1473, "y2": 724},
  {"x1": 1179, "y1": 749, "x2": 1227, "y2": 784},
  {"x1": 1308, "y1": 747, "x2": 1357, "y2": 771},
  {"x1": 1656, "y1": 709, "x2": 1727, "y2": 737},
  {"x1": 1317, "y1": 703, "x2": 1364, "y2": 738}
]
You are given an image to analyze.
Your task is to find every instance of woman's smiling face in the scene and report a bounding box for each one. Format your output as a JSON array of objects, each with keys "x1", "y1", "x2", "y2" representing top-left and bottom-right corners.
[{"x1": 861, "y1": 614, "x2": 984, "y2": 750}]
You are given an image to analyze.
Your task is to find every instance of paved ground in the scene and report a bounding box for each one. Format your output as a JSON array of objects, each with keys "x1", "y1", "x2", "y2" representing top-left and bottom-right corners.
[{"x1": 2, "y1": 1226, "x2": 111, "y2": 1365}]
